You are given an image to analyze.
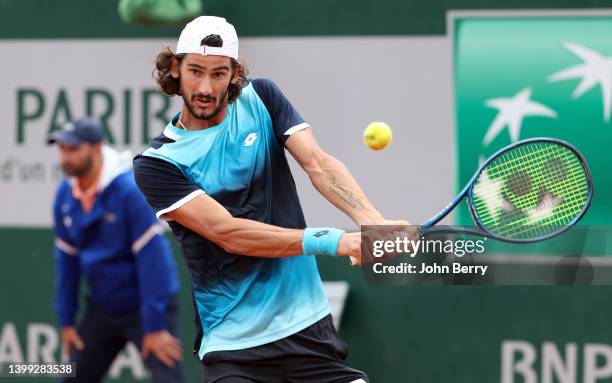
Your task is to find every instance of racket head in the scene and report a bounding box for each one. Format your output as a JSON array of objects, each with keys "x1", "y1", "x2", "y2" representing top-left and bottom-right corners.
[{"x1": 467, "y1": 138, "x2": 593, "y2": 242}]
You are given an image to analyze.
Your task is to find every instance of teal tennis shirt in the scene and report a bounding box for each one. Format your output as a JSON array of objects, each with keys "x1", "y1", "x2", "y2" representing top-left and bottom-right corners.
[{"x1": 133, "y1": 79, "x2": 330, "y2": 359}]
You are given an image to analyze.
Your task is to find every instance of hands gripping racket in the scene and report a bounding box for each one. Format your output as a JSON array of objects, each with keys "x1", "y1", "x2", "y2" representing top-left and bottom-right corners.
[{"x1": 420, "y1": 138, "x2": 593, "y2": 243}]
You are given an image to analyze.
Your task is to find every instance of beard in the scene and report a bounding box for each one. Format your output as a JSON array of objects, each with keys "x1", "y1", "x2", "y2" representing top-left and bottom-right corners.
[
  {"x1": 182, "y1": 84, "x2": 231, "y2": 121},
  {"x1": 62, "y1": 155, "x2": 94, "y2": 177}
]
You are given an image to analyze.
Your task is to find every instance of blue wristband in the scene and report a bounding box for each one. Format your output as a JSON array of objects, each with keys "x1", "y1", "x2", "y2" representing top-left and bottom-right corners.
[{"x1": 302, "y1": 228, "x2": 346, "y2": 257}]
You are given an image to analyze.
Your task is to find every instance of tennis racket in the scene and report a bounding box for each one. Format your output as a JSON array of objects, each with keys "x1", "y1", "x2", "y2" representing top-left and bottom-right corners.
[{"x1": 419, "y1": 137, "x2": 593, "y2": 243}]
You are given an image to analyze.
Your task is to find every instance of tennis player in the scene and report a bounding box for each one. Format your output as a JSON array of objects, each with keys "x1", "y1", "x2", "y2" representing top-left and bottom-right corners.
[
  {"x1": 134, "y1": 16, "x2": 407, "y2": 382},
  {"x1": 49, "y1": 117, "x2": 185, "y2": 383}
]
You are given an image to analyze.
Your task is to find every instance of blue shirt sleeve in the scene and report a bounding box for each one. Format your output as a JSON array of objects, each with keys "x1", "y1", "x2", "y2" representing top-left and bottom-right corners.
[
  {"x1": 53, "y1": 183, "x2": 81, "y2": 327},
  {"x1": 123, "y1": 174, "x2": 179, "y2": 333},
  {"x1": 252, "y1": 78, "x2": 309, "y2": 145},
  {"x1": 133, "y1": 155, "x2": 202, "y2": 219}
]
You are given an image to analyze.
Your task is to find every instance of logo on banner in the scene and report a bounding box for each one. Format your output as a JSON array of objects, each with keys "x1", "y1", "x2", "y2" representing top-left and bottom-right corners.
[
  {"x1": 454, "y1": 15, "x2": 612, "y2": 226},
  {"x1": 482, "y1": 41, "x2": 612, "y2": 147}
]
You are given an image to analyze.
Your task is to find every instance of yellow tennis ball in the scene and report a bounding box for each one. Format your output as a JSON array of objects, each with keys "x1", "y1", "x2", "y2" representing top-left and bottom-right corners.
[{"x1": 363, "y1": 122, "x2": 392, "y2": 150}]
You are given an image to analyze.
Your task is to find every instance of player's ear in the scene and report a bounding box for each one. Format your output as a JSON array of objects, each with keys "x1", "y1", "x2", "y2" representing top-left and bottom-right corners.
[
  {"x1": 170, "y1": 56, "x2": 180, "y2": 79},
  {"x1": 230, "y1": 60, "x2": 240, "y2": 84}
]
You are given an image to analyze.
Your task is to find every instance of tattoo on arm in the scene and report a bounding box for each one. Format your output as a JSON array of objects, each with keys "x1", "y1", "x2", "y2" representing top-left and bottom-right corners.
[{"x1": 328, "y1": 175, "x2": 366, "y2": 211}]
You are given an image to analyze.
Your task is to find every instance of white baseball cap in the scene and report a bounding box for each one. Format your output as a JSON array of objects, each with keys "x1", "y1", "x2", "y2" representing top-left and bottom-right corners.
[{"x1": 176, "y1": 16, "x2": 239, "y2": 60}]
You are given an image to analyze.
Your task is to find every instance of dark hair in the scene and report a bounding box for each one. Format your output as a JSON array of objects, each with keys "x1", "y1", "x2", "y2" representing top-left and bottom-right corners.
[{"x1": 153, "y1": 46, "x2": 249, "y2": 102}]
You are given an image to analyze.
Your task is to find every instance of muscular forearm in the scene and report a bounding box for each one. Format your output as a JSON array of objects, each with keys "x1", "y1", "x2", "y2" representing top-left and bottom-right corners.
[
  {"x1": 180, "y1": 212, "x2": 360, "y2": 261},
  {"x1": 170, "y1": 201, "x2": 305, "y2": 257},
  {"x1": 168, "y1": 182, "x2": 361, "y2": 260},
  {"x1": 214, "y1": 218, "x2": 305, "y2": 257},
  {"x1": 308, "y1": 153, "x2": 384, "y2": 226}
]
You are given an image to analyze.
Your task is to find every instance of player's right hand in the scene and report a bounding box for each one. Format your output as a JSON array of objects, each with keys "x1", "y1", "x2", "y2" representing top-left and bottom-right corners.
[
  {"x1": 337, "y1": 232, "x2": 362, "y2": 266},
  {"x1": 61, "y1": 327, "x2": 85, "y2": 354}
]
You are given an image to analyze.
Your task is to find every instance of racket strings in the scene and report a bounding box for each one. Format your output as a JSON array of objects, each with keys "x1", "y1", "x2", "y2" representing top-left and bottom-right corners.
[
  {"x1": 488, "y1": 147, "x2": 585, "y2": 238},
  {"x1": 482, "y1": 145, "x2": 586, "y2": 238},
  {"x1": 471, "y1": 141, "x2": 589, "y2": 240}
]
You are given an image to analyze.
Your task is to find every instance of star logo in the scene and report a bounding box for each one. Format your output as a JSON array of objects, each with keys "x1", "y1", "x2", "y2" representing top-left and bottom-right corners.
[
  {"x1": 548, "y1": 41, "x2": 612, "y2": 122},
  {"x1": 482, "y1": 87, "x2": 557, "y2": 146}
]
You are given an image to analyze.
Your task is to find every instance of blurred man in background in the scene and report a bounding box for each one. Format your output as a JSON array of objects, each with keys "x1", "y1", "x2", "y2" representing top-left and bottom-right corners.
[{"x1": 48, "y1": 117, "x2": 186, "y2": 383}]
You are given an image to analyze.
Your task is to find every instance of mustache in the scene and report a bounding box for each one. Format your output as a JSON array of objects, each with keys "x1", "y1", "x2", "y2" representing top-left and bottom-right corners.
[{"x1": 191, "y1": 93, "x2": 216, "y2": 103}]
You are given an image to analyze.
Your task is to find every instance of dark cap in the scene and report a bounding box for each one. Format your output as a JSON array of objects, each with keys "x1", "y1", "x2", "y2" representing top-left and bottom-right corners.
[{"x1": 47, "y1": 117, "x2": 104, "y2": 147}]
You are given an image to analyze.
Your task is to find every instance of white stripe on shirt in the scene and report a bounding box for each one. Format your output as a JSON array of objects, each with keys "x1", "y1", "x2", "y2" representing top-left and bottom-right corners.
[
  {"x1": 162, "y1": 127, "x2": 183, "y2": 141},
  {"x1": 283, "y1": 122, "x2": 310, "y2": 136},
  {"x1": 156, "y1": 189, "x2": 206, "y2": 220},
  {"x1": 131, "y1": 223, "x2": 164, "y2": 254},
  {"x1": 55, "y1": 238, "x2": 78, "y2": 256}
]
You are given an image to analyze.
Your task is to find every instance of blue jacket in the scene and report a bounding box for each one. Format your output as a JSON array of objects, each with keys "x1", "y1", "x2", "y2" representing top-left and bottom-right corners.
[{"x1": 53, "y1": 147, "x2": 179, "y2": 332}]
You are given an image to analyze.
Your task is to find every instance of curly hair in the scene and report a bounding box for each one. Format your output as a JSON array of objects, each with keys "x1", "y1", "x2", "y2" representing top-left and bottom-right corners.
[{"x1": 153, "y1": 46, "x2": 249, "y2": 102}]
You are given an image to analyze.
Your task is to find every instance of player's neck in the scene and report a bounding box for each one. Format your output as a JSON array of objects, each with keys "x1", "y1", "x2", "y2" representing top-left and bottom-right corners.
[{"x1": 179, "y1": 105, "x2": 228, "y2": 131}]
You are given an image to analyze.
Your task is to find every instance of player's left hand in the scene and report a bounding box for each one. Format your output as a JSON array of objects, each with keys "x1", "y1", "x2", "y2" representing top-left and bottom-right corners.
[
  {"x1": 358, "y1": 219, "x2": 420, "y2": 264},
  {"x1": 142, "y1": 330, "x2": 183, "y2": 367}
]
